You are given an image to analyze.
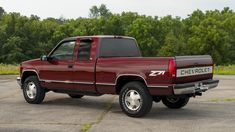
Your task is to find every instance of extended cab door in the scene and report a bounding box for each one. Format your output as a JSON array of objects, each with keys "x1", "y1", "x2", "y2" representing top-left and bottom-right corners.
[
  {"x1": 40, "y1": 40, "x2": 76, "y2": 90},
  {"x1": 72, "y1": 38, "x2": 96, "y2": 92}
]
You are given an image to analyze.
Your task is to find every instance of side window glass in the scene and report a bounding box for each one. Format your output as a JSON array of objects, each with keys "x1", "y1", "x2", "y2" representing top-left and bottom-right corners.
[
  {"x1": 77, "y1": 41, "x2": 92, "y2": 60},
  {"x1": 51, "y1": 41, "x2": 75, "y2": 60}
]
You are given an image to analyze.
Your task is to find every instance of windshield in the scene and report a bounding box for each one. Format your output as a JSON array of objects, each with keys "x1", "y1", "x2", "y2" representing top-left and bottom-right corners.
[{"x1": 99, "y1": 38, "x2": 141, "y2": 57}]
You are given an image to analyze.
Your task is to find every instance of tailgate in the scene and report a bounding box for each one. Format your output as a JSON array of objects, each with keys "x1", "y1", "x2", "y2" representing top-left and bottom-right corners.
[{"x1": 174, "y1": 55, "x2": 213, "y2": 84}]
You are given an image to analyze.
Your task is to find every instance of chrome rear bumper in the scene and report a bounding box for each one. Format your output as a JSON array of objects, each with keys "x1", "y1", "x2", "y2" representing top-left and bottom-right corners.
[{"x1": 173, "y1": 79, "x2": 219, "y2": 95}]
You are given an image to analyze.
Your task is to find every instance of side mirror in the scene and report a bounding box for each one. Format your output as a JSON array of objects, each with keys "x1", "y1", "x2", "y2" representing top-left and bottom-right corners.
[{"x1": 40, "y1": 55, "x2": 48, "y2": 61}]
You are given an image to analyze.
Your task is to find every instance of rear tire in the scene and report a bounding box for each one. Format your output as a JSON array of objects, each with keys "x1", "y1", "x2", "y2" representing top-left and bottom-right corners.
[
  {"x1": 23, "y1": 76, "x2": 45, "y2": 104},
  {"x1": 68, "y1": 94, "x2": 84, "y2": 98},
  {"x1": 119, "y1": 81, "x2": 152, "y2": 117},
  {"x1": 162, "y1": 96, "x2": 189, "y2": 109},
  {"x1": 152, "y1": 96, "x2": 161, "y2": 103}
]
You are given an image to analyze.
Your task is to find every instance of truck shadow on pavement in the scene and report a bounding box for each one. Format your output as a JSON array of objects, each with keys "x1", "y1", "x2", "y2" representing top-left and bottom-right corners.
[
  {"x1": 147, "y1": 107, "x2": 214, "y2": 120},
  {"x1": 42, "y1": 96, "x2": 229, "y2": 120},
  {"x1": 42, "y1": 96, "x2": 115, "y2": 111},
  {"x1": 111, "y1": 103, "x2": 220, "y2": 120}
]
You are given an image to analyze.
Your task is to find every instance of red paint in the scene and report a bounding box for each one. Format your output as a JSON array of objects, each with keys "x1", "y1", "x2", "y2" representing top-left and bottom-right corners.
[
  {"x1": 19, "y1": 36, "x2": 215, "y2": 96},
  {"x1": 168, "y1": 59, "x2": 176, "y2": 78}
]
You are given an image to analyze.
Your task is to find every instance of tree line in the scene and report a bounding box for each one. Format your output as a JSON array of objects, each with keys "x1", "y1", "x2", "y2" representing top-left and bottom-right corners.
[{"x1": 0, "y1": 5, "x2": 234, "y2": 64}]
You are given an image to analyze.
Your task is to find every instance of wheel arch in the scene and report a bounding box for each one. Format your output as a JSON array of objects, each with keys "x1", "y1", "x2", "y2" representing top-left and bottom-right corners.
[
  {"x1": 115, "y1": 74, "x2": 148, "y2": 94},
  {"x1": 21, "y1": 70, "x2": 39, "y2": 86}
]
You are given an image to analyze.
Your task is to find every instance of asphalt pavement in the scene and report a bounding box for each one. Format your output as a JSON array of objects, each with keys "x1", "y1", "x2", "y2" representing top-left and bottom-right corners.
[{"x1": 0, "y1": 75, "x2": 234, "y2": 132}]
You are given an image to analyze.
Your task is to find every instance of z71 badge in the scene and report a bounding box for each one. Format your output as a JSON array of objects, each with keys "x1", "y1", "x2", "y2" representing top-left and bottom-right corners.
[{"x1": 149, "y1": 71, "x2": 165, "y2": 76}]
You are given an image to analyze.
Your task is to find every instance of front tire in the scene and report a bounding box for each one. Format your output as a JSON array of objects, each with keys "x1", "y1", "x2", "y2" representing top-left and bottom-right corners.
[
  {"x1": 162, "y1": 96, "x2": 189, "y2": 109},
  {"x1": 119, "y1": 81, "x2": 153, "y2": 117},
  {"x1": 23, "y1": 76, "x2": 45, "y2": 104}
]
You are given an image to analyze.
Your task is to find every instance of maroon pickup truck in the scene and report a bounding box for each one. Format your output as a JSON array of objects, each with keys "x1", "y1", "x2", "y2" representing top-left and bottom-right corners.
[{"x1": 17, "y1": 35, "x2": 219, "y2": 117}]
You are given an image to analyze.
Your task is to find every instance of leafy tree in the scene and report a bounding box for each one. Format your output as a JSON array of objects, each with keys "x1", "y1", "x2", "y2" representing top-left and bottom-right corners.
[
  {"x1": 89, "y1": 6, "x2": 99, "y2": 18},
  {"x1": 126, "y1": 16, "x2": 160, "y2": 56},
  {"x1": 0, "y1": 5, "x2": 234, "y2": 65},
  {"x1": 0, "y1": 36, "x2": 25, "y2": 63},
  {"x1": 0, "y1": 7, "x2": 4, "y2": 17},
  {"x1": 99, "y1": 4, "x2": 111, "y2": 17},
  {"x1": 89, "y1": 4, "x2": 111, "y2": 18},
  {"x1": 159, "y1": 31, "x2": 184, "y2": 56}
]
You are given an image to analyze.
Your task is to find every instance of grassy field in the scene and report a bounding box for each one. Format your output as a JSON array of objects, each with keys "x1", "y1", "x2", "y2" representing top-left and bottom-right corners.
[
  {"x1": 0, "y1": 64, "x2": 234, "y2": 75},
  {"x1": 213, "y1": 65, "x2": 235, "y2": 75},
  {"x1": 0, "y1": 64, "x2": 19, "y2": 75}
]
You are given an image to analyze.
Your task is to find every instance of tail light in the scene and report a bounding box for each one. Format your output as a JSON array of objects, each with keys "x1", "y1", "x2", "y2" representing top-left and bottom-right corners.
[{"x1": 168, "y1": 59, "x2": 176, "y2": 77}]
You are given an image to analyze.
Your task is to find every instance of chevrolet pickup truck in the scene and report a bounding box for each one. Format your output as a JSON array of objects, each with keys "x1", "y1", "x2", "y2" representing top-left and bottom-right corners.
[{"x1": 17, "y1": 35, "x2": 219, "y2": 117}]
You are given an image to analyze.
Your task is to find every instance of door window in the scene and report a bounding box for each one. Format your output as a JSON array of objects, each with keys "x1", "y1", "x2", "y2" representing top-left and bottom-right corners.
[
  {"x1": 50, "y1": 41, "x2": 76, "y2": 60},
  {"x1": 77, "y1": 41, "x2": 92, "y2": 60}
]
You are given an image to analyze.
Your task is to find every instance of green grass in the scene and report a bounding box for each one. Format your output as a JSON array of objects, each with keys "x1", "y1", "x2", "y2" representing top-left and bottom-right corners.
[
  {"x1": 0, "y1": 64, "x2": 19, "y2": 75},
  {"x1": 0, "y1": 64, "x2": 234, "y2": 75},
  {"x1": 214, "y1": 65, "x2": 235, "y2": 75},
  {"x1": 80, "y1": 123, "x2": 93, "y2": 132},
  {"x1": 209, "y1": 98, "x2": 235, "y2": 102}
]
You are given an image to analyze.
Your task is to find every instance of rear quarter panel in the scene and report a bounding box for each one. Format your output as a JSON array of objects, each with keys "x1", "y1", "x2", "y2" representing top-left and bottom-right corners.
[{"x1": 95, "y1": 57, "x2": 174, "y2": 95}]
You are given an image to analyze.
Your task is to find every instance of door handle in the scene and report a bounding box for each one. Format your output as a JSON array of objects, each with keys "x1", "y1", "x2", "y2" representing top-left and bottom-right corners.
[{"x1": 68, "y1": 64, "x2": 74, "y2": 68}]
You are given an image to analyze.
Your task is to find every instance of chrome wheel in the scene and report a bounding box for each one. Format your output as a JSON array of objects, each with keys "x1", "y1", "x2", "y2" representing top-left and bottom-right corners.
[
  {"x1": 124, "y1": 90, "x2": 142, "y2": 111},
  {"x1": 119, "y1": 82, "x2": 153, "y2": 117},
  {"x1": 26, "y1": 82, "x2": 37, "y2": 99},
  {"x1": 166, "y1": 97, "x2": 180, "y2": 103}
]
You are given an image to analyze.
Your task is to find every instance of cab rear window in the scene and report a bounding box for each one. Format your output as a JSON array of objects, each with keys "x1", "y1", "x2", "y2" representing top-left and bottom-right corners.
[{"x1": 99, "y1": 38, "x2": 141, "y2": 57}]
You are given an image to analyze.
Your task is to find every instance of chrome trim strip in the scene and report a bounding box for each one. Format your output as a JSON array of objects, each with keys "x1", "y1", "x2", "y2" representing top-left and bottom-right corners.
[
  {"x1": 96, "y1": 83, "x2": 115, "y2": 86},
  {"x1": 42, "y1": 80, "x2": 121, "y2": 86},
  {"x1": 41, "y1": 79, "x2": 94, "y2": 85},
  {"x1": 176, "y1": 58, "x2": 211, "y2": 61},
  {"x1": 42, "y1": 78, "x2": 168, "y2": 88},
  {"x1": 148, "y1": 85, "x2": 169, "y2": 88}
]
